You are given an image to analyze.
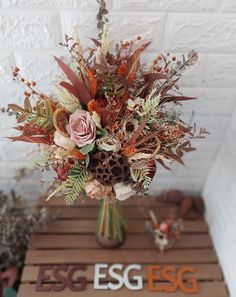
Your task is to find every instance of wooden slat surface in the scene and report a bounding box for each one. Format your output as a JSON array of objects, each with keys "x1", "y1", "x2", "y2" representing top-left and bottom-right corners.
[
  {"x1": 36, "y1": 219, "x2": 208, "y2": 234},
  {"x1": 18, "y1": 195, "x2": 228, "y2": 297},
  {"x1": 25, "y1": 249, "x2": 217, "y2": 265},
  {"x1": 29, "y1": 234, "x2": 213, "y2": 249},
  {"x1": 18, "y1": 283, "x2": 228, "y2": 297},
  {"x1": 48, "y1": 206, "x2": 202, "y2": 220}
]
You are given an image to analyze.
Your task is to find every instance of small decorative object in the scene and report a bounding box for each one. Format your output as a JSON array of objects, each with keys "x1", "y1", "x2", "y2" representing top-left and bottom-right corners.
[
  {"x1": 0, "y1": 191, "x2": 49, "y2": 290},
  {"x1": 4, "y1": 0, "x2": 207, "y2": 248},
  {"x1": 146, "y1": 210, "x2": 184, "y2": 252}
]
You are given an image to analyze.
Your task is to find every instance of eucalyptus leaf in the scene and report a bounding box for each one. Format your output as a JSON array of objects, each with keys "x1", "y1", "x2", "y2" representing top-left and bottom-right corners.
[{"x1": 79, "y1": 142, "x2": 96, "y2": 155}]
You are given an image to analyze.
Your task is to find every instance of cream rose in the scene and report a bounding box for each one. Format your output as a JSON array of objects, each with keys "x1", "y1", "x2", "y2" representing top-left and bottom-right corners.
[
  {"x1": 54, "y1": 131, "x2": 75, "y2": 151},
  {"x1": 66, "y1": 110, "x2": 96, "y2": 147},
  {"x1": 113, "y1": 182, "x2": 135, "y2": 201},
  {"x1": 96, "y1": 135, "x2": 121, "y2": 153}
]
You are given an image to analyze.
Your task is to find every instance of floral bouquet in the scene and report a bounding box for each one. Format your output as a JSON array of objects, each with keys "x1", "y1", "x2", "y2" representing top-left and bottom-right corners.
[
  {"x1": 6, "y1": 1, "x2": 207, "y2": 247},
  {"x1": 146, "y1": 210, "x2": 184, "y2": 252}
]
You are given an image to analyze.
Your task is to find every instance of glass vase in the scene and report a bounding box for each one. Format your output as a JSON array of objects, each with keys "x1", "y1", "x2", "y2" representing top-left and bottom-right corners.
[{"x1": 95, "y1": 199, "x2": 126, "y2": 249}]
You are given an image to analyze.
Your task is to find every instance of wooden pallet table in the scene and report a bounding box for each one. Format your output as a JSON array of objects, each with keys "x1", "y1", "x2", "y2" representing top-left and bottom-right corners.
[{"x1": 18, "y1": 196, "x2": 229, "y2": 297}]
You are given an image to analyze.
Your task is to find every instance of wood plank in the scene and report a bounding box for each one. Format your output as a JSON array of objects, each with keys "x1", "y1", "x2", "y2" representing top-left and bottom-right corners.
[
  {"x1": 35, "y1": 220, "x2": 208, "y2": 234},
  {"x1": 21, "y1": 264, "x2": 223, "y2": 283},
  {"x1": 39, "y1": 195, "x2": 178, "y2": 207},
  {"x1": 18, "y1": 283, "x2": 228, "y2": 297},
  {"x1": 48, "y1": 206, "x2": 202, "y2": 220},
  {"x1": 25, "y1": 249, "x2": 217, "y2": 265},
  {"x1": 29, "y1": 234, "x2": 213, "y2": 250}
]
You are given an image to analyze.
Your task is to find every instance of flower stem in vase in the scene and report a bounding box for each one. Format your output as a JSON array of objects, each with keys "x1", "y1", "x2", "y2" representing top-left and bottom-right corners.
[{"x1": 96, "y1": 199, "x2": 126, "y2": 248}]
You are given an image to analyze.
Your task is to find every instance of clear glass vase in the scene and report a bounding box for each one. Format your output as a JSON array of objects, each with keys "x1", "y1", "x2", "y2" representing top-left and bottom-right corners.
[{"x1": 95, "y1": 199, "x2": 126, "y2": 249}]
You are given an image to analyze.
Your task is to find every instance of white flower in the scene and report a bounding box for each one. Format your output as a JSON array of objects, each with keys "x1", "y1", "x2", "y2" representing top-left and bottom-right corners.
[
  {"x1": 97, "y1": 136, "x2": 121, "y2": 153},
  {"x1": 113, "y1": 183, "x2": 135, "y2": 201},
  {"x1": 54, "y1": 131, "x2": 75, "y2": 151},
  {"x1": 91, "y1": 111, "x2": 102, "y2": 128},
  {"x1": 153, "y1": 229, "x2": 168, "y2": 251},
  {"x1": 127, "y1": 97, "x2": 144, "y2": 112}
]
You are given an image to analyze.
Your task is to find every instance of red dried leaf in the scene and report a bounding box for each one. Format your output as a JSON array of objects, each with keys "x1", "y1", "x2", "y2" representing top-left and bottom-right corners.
[
  {"x1": 8, "y1": 135, "x2": 52, "y2": 145},
  {"x1": 54, "y1": 56, "x2": 90, "y2": 105}
]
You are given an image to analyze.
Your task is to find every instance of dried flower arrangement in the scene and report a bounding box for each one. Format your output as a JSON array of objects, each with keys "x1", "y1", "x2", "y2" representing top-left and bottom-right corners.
[
  {"x1": 4, "y1": 0, "x2": 207, "y2": 245},
  {"x1": 0, "y1": 191, "x2": 48, "y2": 269},
  {"x1": 146, "y1": 210, "x2": 184, "y2": 252}
]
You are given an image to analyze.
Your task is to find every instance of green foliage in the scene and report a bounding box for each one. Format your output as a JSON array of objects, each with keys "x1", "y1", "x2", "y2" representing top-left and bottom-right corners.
[
  {"x1": 62, "y1": 165, "x2": 91, "y2": 205},
  {"x1": 79, "y1": 141, "x2": 96, "y2": 155},
  {"x1": 8, "y1": 98, "x2": 53, "y2": 129}
]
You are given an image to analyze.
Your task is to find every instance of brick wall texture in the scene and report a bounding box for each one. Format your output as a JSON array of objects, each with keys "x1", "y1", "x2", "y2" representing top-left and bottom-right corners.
[{"x1": 0, "y1": 1, "x2": 235, "y2": 294}]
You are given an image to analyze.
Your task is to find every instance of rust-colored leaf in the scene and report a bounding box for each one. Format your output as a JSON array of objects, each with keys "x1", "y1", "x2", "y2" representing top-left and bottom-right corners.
[
  {"x1": 54, "y1": 56, "x2": 90, "y2": 105},
  {"x1": 8, "y1": 135, "x2": 52, "y2": 145},
  {"x1": 127, "y1": 114, "x2": 149, "y2": 146}
]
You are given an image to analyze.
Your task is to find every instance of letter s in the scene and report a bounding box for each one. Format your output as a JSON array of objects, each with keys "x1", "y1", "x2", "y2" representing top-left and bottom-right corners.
[{"x1": 108, "y1": 264, "x2": 124, "y2": 290}]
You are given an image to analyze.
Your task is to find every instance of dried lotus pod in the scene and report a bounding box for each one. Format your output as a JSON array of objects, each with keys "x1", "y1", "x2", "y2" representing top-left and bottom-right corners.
[
  {"x1": 53, "y1": 108, "x2": 70, "y2": 137},
  {"x1": 89, "y1": 151, "x2": 130, "y2": 185}
]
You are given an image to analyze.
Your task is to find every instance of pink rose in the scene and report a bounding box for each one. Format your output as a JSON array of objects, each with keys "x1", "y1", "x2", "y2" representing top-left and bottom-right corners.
[{"x1": 66, "y1": 110, "x2": 96, "y2": 147}]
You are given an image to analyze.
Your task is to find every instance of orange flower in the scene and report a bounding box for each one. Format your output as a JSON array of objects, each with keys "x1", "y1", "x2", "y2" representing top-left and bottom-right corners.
[
  {"x1": 123, "y1": 145, "x2": 137, "y2": 157},
  {"x1": 71, "y1": 148, "x2": 86, "y2": 161},
  {"x1": 127, "y1": 72, "x2": 136, "y2": 84},
  {"x1": 86, "y1": 69, "x2": 98, "y2": 98},
  {"x1": 117, "y1": 64, "x2": 128, "y2": 77},
  {"x1": 87, "y1": 99, "x2": 100, "y2": 116},
  {"x1": 123, "y1": 91, "x2": 130, "y2": 101}
]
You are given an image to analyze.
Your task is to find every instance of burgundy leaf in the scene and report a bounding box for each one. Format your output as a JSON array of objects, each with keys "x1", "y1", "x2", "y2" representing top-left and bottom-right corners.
[
  {"x1": 157, "y1": 159, "x2": 171, "y2": 171},
  {"x1": 91, "y1": 38, "x2": 101, "y2": 47},
  {"x1": 164, "y1": 152, "x2": 185, "y2": 166},
  {"x1": 144, "y1": 73, "x2": 168, "y2": 82},
  {"x1": 60, "y1": 82, "x2": 81, "y2": 100},
  {"x1": 54, "y1": 56, "x2": 91, "y2": 105}
]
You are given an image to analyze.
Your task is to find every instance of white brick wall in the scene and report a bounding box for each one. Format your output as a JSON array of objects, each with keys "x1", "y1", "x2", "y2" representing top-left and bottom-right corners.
[
  {"x1": 0, "y1": 0, "x2": 236, "y2": 295},
  {"x1": 203, "y1": 109, "x2": 236, "y2": 297},
  {"x1": 0, "y1": 0, "x2": 235, "y2": 197}
]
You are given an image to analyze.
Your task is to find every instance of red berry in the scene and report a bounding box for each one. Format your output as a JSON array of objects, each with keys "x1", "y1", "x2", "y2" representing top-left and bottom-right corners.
[
  {"x1": 31, "y1": 81, "x2": 36, "y2": 86},
  {"x1": 21, "y1": 78, "x2": 25, "y2": 82},
  {"x1": 40, "y1": 94, "x2": 45, "y2": 99},
  {"x1": 26, "y1": 82, "x2": 31, "y2": 87},
  {"x1": 13, "y1": 72, "x2": 17, "y2": 77},
  {"x1": 158, "y1": 55, "x2": 162, "y2": 61},
  {"x1": 172, "y1": 56, "x2": 176, "y2": 61},
  {"x1": 14, "y1": 67, "x2": 20, "y2": 72},
  {"x1": 137, "y1": 35, "x2": 141, "y2": 40},
  {"x1": 153, "y1": 59, "x2": 158, "y2": 65}
]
